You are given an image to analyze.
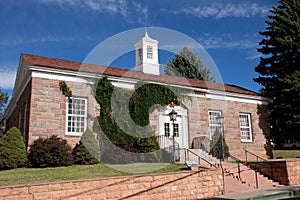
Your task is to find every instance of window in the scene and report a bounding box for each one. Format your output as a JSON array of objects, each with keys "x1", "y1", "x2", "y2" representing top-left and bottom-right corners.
[
  {"x1": 239, "y1": 113, "x2": 252, "y2": 142},
  {"x1": 147, "y1": 45, "x2": 153, "y2": 59},
  {"x1": 138, "y1": 48, "x2": 143, "y2": 62},
  {"x1": 164, "y1": 123, "x2": 170, "y2": 137},
  {"x1": 66, "y1": 97, "x2": 87, "y2": 135},
  {"x1": 173, "y1": 123, "x2": 179, "y2": 137},
  {"x1": 208, "y1": 110, "x2": 222, "y2": 139}
]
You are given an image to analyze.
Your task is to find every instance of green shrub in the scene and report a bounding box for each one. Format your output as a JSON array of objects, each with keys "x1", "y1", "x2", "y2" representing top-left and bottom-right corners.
[
  {"x1": 72, "y1": 129, "x2": 100, "y2": 165},
  {"x1": 209, "y1": 129, "x2": 230, "y2": 160},
  {"x1": 28, "y1": 135, "x2": 73, "y2": 168},
  {"x1": 0, "y1": 127, "x2": 28, "y2": 170}
]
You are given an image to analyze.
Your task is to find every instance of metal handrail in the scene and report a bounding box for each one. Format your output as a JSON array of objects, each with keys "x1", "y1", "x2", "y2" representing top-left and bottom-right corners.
[
  {"x1": 229, "y1": 154, "x2": 259, "y2": 189},
  {"x1": 244, "y1": 149, "x2": 274, "y2": 181},
  {"x1": 229, "y1": 155, "x2": 244, "y2": 180},
  {"x1": 156, "y1": 135, "x2": 180, "y2": 162},
  {"x1": 185, "y1": 148, "x2": 218, "y2": 168},
  {"x1": 244, "y1": 149, "x2": 268, "y2": 164}
]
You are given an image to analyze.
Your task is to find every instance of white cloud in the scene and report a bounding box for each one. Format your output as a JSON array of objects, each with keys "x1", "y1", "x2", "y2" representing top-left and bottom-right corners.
[
  {"x1": 131, "y1": 2, "x2": 148, "y2": 24},
  {"x1": 173, "y1": 2, "x2": 270, "y2": 18},
  {"x1": 36, "y1": 0, "x2": 130, "y2": 17},
  {"x1": 0, "y1": 35, "x2": 95, "y2": 46},
  {"x1": 197, "y1": 33, "x2": 259, "y2": 49},
  {"x1": 35, "y1": 0, "x2": 149, "y2": 24},
  {"x1": 0, "y1": 69, "x2": 16, "y2": 90}
]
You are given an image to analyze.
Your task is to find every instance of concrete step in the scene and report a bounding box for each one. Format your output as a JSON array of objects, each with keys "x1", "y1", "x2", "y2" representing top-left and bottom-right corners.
[
  {"x1": 187, "y1": 149, "x2": 219, "y2": 166},
  {"x1": 222, "y1": 162, "x2": 281, "y2": 194}
]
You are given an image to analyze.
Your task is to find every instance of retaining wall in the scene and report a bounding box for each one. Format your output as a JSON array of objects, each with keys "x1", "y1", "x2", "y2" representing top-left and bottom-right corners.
[
  {"x1": 249, "y1": 159, "x2": 300, "y2": 185},
  {"x1": 0, "y1": 169, "x2": 223, "y2": 200}
]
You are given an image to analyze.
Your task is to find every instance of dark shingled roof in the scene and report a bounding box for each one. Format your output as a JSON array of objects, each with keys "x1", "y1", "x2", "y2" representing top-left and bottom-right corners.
[{"x1": 22, "y1": 53, "x2": 259, "y2": 96}]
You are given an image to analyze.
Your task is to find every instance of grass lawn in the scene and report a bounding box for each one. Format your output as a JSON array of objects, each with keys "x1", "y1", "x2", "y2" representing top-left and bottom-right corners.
[
  {"x1": 272, "y1": 150, "x2": 300, "y2": 159},
  {"x1": 0, "y1": 163, "x2": 187, "y2": 187}
]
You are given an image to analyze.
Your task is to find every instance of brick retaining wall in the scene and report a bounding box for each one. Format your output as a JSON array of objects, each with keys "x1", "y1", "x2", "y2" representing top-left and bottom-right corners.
[
  {"x1": 249, "y1": 159, "x2": 300, "y2": 185},
  {"x1": 0, "y1": 169, "x2": 223, "y2": 200}
]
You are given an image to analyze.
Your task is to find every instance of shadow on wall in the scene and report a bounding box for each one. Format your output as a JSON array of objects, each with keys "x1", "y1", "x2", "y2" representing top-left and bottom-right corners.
[{"x1": 257, "y1": 104, "x2": 273, "y2": 159}]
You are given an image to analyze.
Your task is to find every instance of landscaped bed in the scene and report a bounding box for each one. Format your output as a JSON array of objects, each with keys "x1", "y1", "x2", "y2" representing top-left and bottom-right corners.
[{"x1": 0, "y1": 163, "x2": 187, "y2": 187}]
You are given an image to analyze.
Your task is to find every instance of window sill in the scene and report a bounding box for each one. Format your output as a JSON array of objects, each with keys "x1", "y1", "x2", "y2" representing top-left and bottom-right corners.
[
  {"x1": 65, "y1": 133, "x2": 83, "y2": 137},
  {"x1": 241, "y1": 140, "x2": 253, "y2": 143}
]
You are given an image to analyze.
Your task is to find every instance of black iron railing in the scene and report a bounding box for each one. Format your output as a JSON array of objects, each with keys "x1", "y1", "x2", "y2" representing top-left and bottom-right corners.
[
  {"x1": 244, "y1": 149, "x2": 268, "y2": 164},
  {"x1": 230, "y1": 154, "x2": 260, "y2": 189},
  {"x1": 156, "y1": 135, "x2": 180, "y2": 162},
  {"x1": 244, "y1": 149, "x2": 274, "y2": 182},
  {"x1": 184, "y1": 148, "x2": 218, "y2": 168}
]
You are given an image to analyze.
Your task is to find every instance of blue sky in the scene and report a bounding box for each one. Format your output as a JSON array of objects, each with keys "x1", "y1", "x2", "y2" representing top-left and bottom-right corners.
[{"x1": 0, "y1": 0, "x2": 278, "y2": 99}]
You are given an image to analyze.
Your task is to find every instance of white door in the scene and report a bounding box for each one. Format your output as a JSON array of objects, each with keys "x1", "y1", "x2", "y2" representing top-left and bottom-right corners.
[{"x1": 159, "y1": 106, "x2": 188, "y2": 149}]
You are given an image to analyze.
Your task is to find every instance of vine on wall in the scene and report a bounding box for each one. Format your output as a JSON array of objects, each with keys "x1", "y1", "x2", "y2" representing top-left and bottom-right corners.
[
  {"x1": 93, "y1": 76, "x2": 186, "y2": 163},
  {"x1": 59, "y1": 81, "x2": 72, "y2": 99}
]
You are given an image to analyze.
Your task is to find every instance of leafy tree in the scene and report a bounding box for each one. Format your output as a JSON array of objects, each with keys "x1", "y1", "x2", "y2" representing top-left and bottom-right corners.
[
  {"x1": 254, "y1": 0, "x2": 300, "y2": 144},
  {"x1": 0, "y1": 87, "x2": 9, "y2": 130},
  {"x1": 165, "y1": 47, "x2": 215, "y2": 81},
  {"x1": 0, "y1": 127, "x2": 27, "y2": 170},
  {"x1": 0, "y1": 87, "x2": 9, "y2": 113}
]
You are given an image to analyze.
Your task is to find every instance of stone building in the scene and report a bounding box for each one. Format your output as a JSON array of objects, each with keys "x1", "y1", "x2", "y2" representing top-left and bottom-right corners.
[{"x1": 4, "y1": 33, "x2": 272, "y2": 160}]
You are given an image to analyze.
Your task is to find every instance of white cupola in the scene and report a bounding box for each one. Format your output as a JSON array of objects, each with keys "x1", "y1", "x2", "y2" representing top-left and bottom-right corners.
[{"x1": 134, "y1": 32, "x2": 160, "y2": 75}]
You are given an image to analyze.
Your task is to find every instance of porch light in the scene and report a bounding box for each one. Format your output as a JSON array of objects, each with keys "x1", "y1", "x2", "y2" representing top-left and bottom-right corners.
[{"x1": 169, "y1": 109, "x2": 177, "y2": 122}]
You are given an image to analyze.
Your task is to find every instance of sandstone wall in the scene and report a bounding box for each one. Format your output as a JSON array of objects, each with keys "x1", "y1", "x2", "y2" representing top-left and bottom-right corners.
[
  {"x1": 249, "y1": 159, "x2": 300, "y2": 185},
  {"x1": 0, "y1": 169, "x2": 223, "y2": 200}
]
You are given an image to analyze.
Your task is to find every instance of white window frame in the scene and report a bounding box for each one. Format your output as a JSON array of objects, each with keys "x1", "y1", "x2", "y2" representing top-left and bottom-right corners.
[
  {"x1": 208, "y1": 110, "x2": 222, "y2": 140},
  {"x1": 239, "y1": 113, "x2": 253, "y2": 142},
  {"x1": 65, "y1": 97, "x2": 87, "y2": 136},
  {"x1": 147, "y1": 45, "x2": 153, "y2": 59}
]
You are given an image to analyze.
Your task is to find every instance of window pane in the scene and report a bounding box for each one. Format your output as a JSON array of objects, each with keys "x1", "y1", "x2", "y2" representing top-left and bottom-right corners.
[
  {"x1": 208, "y1": 111, "x2": 221, "y2": 139},
  {"x1": 164, "y1": 123, "x2": 170, "y2": 137},
  {"x1": 66, "y1": 97, "x2": 87, "y2": 134},
  {"x1": 239, "y1": 114, "x2": 252, "y2": 142},
  {"x1": 174, "y1": 123, "x2": 179, "y2": 137}
]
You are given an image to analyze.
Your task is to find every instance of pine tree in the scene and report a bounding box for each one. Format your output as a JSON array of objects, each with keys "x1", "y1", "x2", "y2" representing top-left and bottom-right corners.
[
  {"x1": 254, "y1": 0, "x2": 300, "y2": 144},
  {"x1": 209, "y1": 128, "x2": 229, "y2": 160},
  {"x1": 73, "y1": 129, "x2": 100, "y2": 164},
  {"x1": 165, "y1": 47, "x2": 215, "y2": 81}
]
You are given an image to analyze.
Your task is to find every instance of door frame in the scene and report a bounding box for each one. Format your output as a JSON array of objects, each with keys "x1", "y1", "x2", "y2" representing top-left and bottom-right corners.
[{"x1": 158, "y1": 105, "x2": 188, "y2": 149}]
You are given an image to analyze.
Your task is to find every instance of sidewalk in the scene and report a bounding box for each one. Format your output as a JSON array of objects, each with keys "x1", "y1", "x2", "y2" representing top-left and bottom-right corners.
[{"x1": 209, "y1": 185, "x2": 300, "y2": 200}]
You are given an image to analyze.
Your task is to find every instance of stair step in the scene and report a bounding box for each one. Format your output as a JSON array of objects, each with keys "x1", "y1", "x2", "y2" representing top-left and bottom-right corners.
[{"x1": 222, "y1": 161, "x2": 282, "y2": 194}]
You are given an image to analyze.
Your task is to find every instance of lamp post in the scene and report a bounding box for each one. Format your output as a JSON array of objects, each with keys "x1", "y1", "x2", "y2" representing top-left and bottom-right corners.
[
  {"x1": 216, "y1": 115, "x2": 224, "y2": 161},
  {"x1": 216, "y1": 115, "x2": 225, "y2": 192},
  {"x1": 169, "y1": 109, "x2": 177, "y2": 163}
]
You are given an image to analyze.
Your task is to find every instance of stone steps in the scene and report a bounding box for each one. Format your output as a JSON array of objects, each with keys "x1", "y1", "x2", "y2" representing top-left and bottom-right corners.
[
  {"x1": 223, "y1": 162, "x2": 281, "y2": 194},
  {"x1": 185, "y1": 149, "x2": 219, "y2": 166}
]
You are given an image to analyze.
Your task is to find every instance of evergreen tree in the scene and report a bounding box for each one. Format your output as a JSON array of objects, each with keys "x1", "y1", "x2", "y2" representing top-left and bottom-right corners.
[
  {"x1": 0, "y1": 127, "x2": 27, "y2": 170},
  {"x1": 72, "y1": 129, "x2": 100, "y2": 164},
  {"x1": 254, "y1": 0, "x2": 300, "y2": 144},
  {"x1": 209, "y1": 128, "x2": 229, "y2": 160},
  {"x1": 165, "y1": 47, "x2": 215, "y2": 81}
]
